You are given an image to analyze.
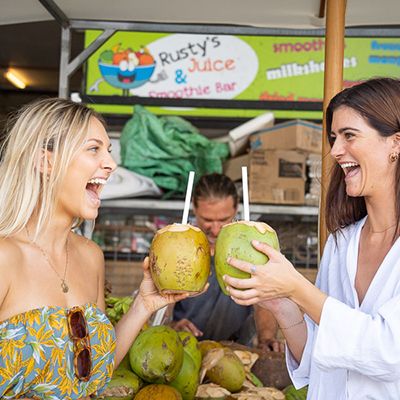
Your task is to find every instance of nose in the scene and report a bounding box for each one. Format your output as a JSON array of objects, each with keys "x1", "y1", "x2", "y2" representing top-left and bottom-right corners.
[
  {"x1": 210, "y1": 223, "x2": 223, "y2": 238},
  {"x1": 102, "y1": 152, "x2": 117, "y2": 174},
  {"x1": 330, "y1": 135, "x2": 345, "y2": 160}
]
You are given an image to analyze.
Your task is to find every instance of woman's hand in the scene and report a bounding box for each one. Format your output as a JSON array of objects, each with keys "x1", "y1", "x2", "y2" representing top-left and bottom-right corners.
[
  {"x1": 136, "y1": 257, "x2": 191, "y2": 314},
  {"x1": 223, "y1": 240, "x2": 303, "y2": 305}
]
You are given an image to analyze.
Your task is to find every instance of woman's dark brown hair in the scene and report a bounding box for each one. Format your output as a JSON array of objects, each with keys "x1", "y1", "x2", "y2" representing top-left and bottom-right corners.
[{"x1": 325, "y1": 77, "x2": 400, "y2": 236}]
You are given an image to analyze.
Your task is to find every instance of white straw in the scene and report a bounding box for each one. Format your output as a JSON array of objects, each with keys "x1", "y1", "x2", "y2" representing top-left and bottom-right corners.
[
  {"x1": 242, "y1": 166, "x2": 250, "y2": 221},
  {"x1": 152, "y1": 305, "x2": 168, "y2": 326},
  {"x1": 181, "y1": 171, "x2": 195, "y2": 225}
]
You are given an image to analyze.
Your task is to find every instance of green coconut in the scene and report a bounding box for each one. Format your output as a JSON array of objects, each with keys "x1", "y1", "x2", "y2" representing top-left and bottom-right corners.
[
  {"x1": 178, "y1": 331, "x2": 202, "y2": 371},
  {"x1": 134, "y1": 384, "x2": 183, "y2": 400},
  {"x1": 214, "y1": 221, "x2": 280, "y2": 295},
  {"x1": 170, "y1": 351, "x2": 200, "y2": 400},
  {"x1": 101, "y1": 368, "x2": 142, "y2": 400},
  {"x1": 198, "y1": 340, "x2": 223, "y2": 358},
  {"x1": 118, "y1": 353, "x2": 132, "y2": 371},
  {"x1": 283, "y1": 384, "x2": 308, "y2": 400},
  {"x1": 149, "y1": 223, "x2": 211, "y2": 294},
  {"x1": 205, "y1": 347, "x2": 246, "y2": 393},
  {"x1": 129, "y1": 325, "x2": 184, "y2": 384}
]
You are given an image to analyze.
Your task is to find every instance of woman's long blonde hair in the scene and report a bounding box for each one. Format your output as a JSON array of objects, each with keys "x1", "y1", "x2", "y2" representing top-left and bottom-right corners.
[{"x1": 0, "y1": 97, "x2": 105, "y2": 238}]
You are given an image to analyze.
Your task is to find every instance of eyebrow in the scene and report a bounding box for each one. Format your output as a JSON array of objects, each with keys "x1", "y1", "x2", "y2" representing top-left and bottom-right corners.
[
  {"x1": 334, "y1": 127, "x2": 361, "y2": 134},
  {"x1": 86, "y1": 138, "x2": 112, "y2": 149}
]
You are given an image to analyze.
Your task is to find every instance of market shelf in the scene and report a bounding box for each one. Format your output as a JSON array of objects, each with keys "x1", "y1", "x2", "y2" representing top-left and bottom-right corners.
[{"x1": 100, "y1": 198, "x2": 319, "y2": 216}]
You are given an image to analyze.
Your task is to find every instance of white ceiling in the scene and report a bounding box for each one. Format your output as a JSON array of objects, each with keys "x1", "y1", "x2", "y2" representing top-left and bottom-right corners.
[{"x1": 1, "y1": 0, "x2": 400, "y2": 29}]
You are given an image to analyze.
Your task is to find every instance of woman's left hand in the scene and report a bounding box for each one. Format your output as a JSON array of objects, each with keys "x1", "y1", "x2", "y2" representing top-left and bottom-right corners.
[
  {"x1": 137, "y1": 257, "x2": 194, "y2": 314},
  {"x1": 223, "y1": 240, "x2": 302, "y2": 306}
]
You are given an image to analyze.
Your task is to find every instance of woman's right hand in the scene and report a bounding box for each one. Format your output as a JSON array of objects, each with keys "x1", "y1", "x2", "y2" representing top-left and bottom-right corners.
[
  {"x1": 136, "y1": 257, "x2": 190, "y2": 314},
  {"x1": 223, "y1": 240, "x2": 303, "y2": 305}
]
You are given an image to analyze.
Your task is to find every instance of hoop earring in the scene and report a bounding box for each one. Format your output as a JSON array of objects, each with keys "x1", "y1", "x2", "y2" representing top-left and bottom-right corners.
[{"x1": 390, "y1": 152, "x2": 399, "y2": 163}]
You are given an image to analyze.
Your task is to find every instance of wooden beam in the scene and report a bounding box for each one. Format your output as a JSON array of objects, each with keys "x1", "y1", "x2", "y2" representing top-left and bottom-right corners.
[
  {"x1": 318, "y1": 0, "x2": 327, "y2": 18},
  {"x1": 319, "y1": 0, "x2": 346, "y2": 258}
]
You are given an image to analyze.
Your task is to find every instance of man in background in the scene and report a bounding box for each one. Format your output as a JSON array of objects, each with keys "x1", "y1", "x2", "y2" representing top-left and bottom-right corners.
[{"x1": 171, "y1": 173, "x2": 283, "y2": 351}]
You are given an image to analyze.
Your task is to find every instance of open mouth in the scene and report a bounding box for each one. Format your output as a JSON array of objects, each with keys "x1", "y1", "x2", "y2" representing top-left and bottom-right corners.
[
  {"x1": 86, "y1": 178, "x2": 107, "y2": 205},
  {"x1": 340, "y1": 162, "x2": 360, "y2": 177},
  {"x1": 118, "y1": 73, "x2": 136, "y2": 83}
]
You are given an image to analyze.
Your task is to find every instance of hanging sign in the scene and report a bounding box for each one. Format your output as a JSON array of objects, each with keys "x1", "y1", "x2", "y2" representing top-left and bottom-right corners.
[{"x1": 84, "y1": 31, "x2": 400, "y2": 119}]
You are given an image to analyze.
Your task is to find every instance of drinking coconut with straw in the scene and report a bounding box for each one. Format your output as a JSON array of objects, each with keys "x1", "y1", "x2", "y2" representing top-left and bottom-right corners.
[
  {"x1": 215, "y1": 167, "x2": 280, "y2": 295},
  {"x1": 149, "y1": 171, "x2": 211, "y2": 295}
]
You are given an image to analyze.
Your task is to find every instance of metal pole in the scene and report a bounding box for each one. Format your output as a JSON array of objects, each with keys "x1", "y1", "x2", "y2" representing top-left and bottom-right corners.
[
  {"x1": 59, "y1": 27, "x2": 71, "y2": 99},
  {"x1": 319, "y1": 0, "x2": 347, "y2": 258}
]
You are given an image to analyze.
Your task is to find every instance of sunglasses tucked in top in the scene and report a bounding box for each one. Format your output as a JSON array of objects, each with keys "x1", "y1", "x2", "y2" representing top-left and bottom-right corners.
[{"x1": 67, "y1": 306, "x2": 93, "y2": 381}]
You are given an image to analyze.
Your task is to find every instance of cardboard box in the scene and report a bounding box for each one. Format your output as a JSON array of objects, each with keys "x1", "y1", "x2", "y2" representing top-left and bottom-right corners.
[
  {"x1": 223, "y1": 153, "x2": 250, "y2": 181},
  {"x1": 228, "y1": 112, "x2": 274, "y2": 156},
  {"x1": 249, "y1": 150, "x2": 306, "y2": 204},
  {"x1": 250, "y1": 119, "x2": 322, "y2": 154}
]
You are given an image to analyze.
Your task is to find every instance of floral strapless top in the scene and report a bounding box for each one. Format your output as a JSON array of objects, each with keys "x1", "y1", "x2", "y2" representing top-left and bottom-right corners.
[{"x1": 0, "y1": 303, "x2": 116, "y2": 399}]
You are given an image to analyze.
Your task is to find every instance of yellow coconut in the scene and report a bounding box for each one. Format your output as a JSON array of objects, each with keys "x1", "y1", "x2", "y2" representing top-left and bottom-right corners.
[
  {"x1": 134, "y1": 384, "x2": 182, "y2": 400},
  {"x1": 149, "y1": 223, "x2": 211, "y2": 294},
  {"x1": 214, "y1": 221, "x2": 279, "y2": 295}
]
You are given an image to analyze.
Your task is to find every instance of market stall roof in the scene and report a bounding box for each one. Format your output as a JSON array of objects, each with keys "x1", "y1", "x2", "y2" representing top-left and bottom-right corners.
[{"x1": 1, "y1": 0, "x2": 400, "y2": 29}]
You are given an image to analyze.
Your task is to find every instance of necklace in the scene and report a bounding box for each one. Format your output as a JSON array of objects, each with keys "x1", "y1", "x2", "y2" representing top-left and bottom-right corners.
[
  {"x1": 366, "y1": 223, "x2": 397, "y2": 234},
  {"x1": 26, "y1": 227, "x2": 69, "y2": 293}
]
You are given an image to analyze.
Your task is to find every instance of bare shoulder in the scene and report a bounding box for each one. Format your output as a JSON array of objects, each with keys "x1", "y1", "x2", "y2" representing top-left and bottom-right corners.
[
  {"x1": 70, "y1": 232, "x2": 105, "y2": 270},
  {"x1": 0, "y1": 237, "x2": 24, "y2": 307},
  {"x1": 0, "y1": 237, "x2": 24, "y2": 270}
]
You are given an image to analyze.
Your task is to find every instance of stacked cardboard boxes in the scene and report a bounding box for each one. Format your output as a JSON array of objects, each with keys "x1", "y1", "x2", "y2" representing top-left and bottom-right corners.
[{"x1": 249, "y1": 120, "x2": 322, "y2": 205}]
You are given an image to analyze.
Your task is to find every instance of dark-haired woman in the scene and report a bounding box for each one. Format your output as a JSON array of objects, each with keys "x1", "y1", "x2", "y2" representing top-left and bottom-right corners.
[{"x1": 224, "y1": 77, "x2": 400, "y2": 399}]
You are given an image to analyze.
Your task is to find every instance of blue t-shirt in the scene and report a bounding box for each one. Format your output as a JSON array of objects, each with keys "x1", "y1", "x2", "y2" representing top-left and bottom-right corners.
[{"x1": 173, "y1": 258, "x2": 255, "y2": 345}]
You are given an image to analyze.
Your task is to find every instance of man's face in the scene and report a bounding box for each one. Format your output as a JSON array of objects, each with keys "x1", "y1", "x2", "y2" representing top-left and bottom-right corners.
[{"x1": 193, "y1": 196, "x2": 237, "y2": 253}]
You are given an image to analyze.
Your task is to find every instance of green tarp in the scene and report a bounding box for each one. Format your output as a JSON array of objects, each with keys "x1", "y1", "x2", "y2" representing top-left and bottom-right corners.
[{"x1": 120, "y1": 105, "x2": 229, "y2": 195}]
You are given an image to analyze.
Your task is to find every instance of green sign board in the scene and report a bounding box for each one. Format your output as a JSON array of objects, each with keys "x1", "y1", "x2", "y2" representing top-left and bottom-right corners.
[{"x1": 84, "y1": 31, "x2": 400, "y2": 119}]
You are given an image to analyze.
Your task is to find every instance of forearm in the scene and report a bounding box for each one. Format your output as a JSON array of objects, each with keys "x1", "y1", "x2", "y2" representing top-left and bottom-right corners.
[
  {"x1": 289, "y1": 273, "x2": 328, "y2": 325},
  {"x1": 114, "y1": 296, "x2": 152, "y2": 368},
  {"x1": 269, "y1": 299, "x2": 307, "y2": 363}
]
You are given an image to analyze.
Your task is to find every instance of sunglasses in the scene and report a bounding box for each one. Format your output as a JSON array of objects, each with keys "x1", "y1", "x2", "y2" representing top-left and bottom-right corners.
[{"x1": 67, "y1": 306, "x2": 92, "y2": 381}]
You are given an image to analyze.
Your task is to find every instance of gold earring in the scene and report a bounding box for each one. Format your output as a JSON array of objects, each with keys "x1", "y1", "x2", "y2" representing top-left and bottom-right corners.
[{"x1": 390, "y1": 152, "x2": 399, "y2": 163}]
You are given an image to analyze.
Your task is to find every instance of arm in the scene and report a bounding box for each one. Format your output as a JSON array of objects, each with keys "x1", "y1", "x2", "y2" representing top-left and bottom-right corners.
[
  {"x1": 312, "y1": 295, "x2": 400, "y2": 381},
  {"x1": 113, "y1": 257, "x2": 189, "y2": 368},
  {"x1": 224, "y1": 240, "x2": 327, "y2": 361},
  {"x1": 225, "y1": 240, "x2": 400, "y2": 381}
]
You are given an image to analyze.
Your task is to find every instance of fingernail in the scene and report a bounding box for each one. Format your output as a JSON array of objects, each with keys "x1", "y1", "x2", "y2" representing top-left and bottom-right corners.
[
  {"x1": 253, "y1": 240, "x2": 260, "y2": 245},
  {"x1": 227, "y1": 257, "x2": 231, "y2": 263},
  {"x1": 223, "y1": 275, "x2": 226, "y2": 281}
]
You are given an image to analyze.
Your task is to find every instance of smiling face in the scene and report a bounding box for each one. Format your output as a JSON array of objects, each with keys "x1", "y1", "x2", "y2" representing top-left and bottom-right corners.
[
  {"x1": 193, "y1": 196, "x2": 237, "y2": 253},
  {"x1": 330, "y1": 106, "x2": 399, "y2": 199},
  {"x1": 55, "y1": 117, "x2": 117, "y2": 221}
]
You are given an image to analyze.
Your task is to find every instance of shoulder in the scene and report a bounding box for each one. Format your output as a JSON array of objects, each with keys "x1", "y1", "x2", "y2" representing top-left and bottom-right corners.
[
  {"x1": 0, "y1": 237, "x2": 24, "y2": 307},
  {"x1": 70, "y1": 232, "x2": 105, "y2": 269},
  {"x1": 325, "y1": 216, "x2": 367, "y2": 251},
  {"x1": 0, "y1": 237, "x2": 24, "y2": 271}
]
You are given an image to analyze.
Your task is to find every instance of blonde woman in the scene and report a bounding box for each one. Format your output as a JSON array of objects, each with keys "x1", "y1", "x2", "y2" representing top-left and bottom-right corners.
[{"x1": 0, "y1": 98, "x2": 188, "y2": 399}]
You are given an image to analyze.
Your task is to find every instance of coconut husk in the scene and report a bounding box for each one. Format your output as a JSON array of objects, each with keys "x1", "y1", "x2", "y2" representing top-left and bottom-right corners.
[
  {"x1": 196, "y1": 383, "x2": 231, "y2": 399},
  {"x1": 221, "y1": 342, "x2": 291, "y2": 390},
  {"x1": 227, "y1": 386, "x2": 285, "y2": 400},
  {"x1": 233, "y1": 350, "x2": 259, "y2": 371},
  {"x1": 199, "y1": 348, "x2": 225, "y2": 383}
]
